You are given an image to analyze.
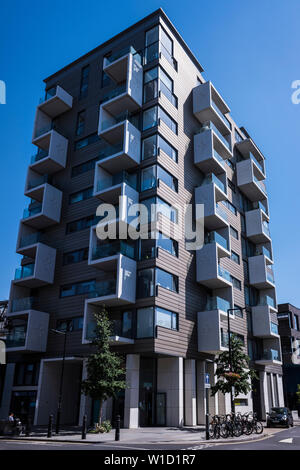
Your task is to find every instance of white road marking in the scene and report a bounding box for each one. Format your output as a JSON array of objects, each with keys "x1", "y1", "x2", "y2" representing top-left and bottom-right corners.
[{"x1": 279, "y1": 438, "x2": 293, "y2": 443}]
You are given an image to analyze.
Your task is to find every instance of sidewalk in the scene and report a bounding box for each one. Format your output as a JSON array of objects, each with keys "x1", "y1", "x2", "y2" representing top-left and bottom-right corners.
[{"x1": 0, "y1": 424, "x2": 284, "y2": 445}]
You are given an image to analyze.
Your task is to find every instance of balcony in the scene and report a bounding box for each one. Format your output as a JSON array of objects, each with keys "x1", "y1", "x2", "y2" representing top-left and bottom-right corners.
[
  {"x1": 99, "y1": 48, "x2": 143, "y2": 122},
  {"x1": 198, "y1": 308, "x2": 229, "y2": 354},
  {"x1": 235, "y1": 137, "x2": 265, "y2": 175},
  {"x1": 193, "y1": 81, "x2": 231, "y2": 136},
  {"x1": 193, "y1": 127, "x2": 232, "y2": 175},
  {"x1": 30, "y1": 130, "x2": 68, "y2": 174},
  {"x1": 195, "y1": 175, "x2": 228, "y2": 230},
  {"x1": 13, "y1": 243, "x2": 56, "y2": 287},
  {"x1": 204, "y1": 228, "x2": 230, "y2": 257},
  {"x1": 248, "y1": 254, "x2": 275, "y2": 289},
  {"x1": 38, "y1": 85, "x2": 73, "y2": 118},
  {"x1": 236, "y1": 159, "x2": 267, "y2": 201},
  {"x1": 255, "y1": 244, "x2": 273, "y2": 262},
  {"x1": 4, "y1": 309, "x2": 49, "y2": 352},
  {"x1": 255, "y1": 338, "x2": 282, "y2": 365},
  {"x1": 245, "y1": 208, "x2": 271, "y2": 243},
  {"x1": 88, "y1": 231, "x2": 137, "y2": 270},
  {"x1": 94, "y1": 168, "x2": 138, "y2": 202},
  {"x1": 84, "y1": 316, "x2": 134, "y2": 345},
  {"x1": 22, "y1": 183, "x2": 62, "y2": 229},
  {"x1": 197, "y1": 242, "x2": 232, "y2": 288},
  {"x1": 16, "y1": 224, "x2": 43, "y2": 257},
  {"x1": 252, "y1": 305, "x2": 279, "y2": 338}
]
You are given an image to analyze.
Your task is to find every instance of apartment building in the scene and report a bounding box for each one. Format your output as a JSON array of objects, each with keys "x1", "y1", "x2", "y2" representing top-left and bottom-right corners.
[
  {"x1": 277, "y1": 303, "x2": 300, "y2": 413},
  {"x1": 0, "y1": 9, "x2": 284, "y2": 427}
]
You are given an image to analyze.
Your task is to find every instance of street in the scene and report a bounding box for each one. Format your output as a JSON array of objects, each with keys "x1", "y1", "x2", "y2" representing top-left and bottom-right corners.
[{"x1": 0, "y1": 426, "x2": 299, "y2": 451}]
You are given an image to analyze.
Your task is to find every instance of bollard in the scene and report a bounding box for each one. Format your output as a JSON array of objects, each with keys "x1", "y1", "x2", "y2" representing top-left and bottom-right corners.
[
  {"x1": 25, "y1": 415, "x2": 32, "y2": 436},
  {"x1": 47, "y1": 414, "x2": 53, "y2": 438},
  {"x1": 115, "y1": 414, "x2": 120, "y2": 441},
  {"x1": 81, "y1": 414, "x2": 87, "y2": 440}
]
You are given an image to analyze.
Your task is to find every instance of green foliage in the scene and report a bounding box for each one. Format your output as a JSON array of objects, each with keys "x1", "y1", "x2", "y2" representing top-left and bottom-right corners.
[
  {"x1": 296, "y1": 384, "x2": 300, "y2": 405},
  {"x1": 210, "y1": 334, "x2": 258, "y2": 397},
  {"x1": 81, "y1": 306, "x2": 126, "y2": 424},
  {"x1": 90, "y1": 420, "x2": 112, "y2": 434}
]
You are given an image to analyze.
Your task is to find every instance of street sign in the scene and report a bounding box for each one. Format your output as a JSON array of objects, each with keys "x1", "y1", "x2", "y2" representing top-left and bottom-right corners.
[{"x1": 205, "y1": 373, "x2": 210, "y2": 388}]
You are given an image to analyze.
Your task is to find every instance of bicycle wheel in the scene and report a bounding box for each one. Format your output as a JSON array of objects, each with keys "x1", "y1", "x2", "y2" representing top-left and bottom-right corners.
[
  {"x1": 209, "y1": 423, "x2": 215, "y2": 439},
  {"x1": 244, "y1": 422, "x2": 253, "y2": 435},
  {"x1": 220, "y1": 423, "x2": 229, "y2": 438},
  {"x1": 233, "y1": 423, "x2": 242, "y2": 437},
  {"x1": 254, "y1": 421, "x2": 264, "y2": 434}
]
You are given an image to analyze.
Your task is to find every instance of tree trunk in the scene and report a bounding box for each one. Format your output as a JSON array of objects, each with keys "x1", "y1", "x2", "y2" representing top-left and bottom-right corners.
[{"x1": 98, "y1": 399, "x2": 103, "y2": 425}]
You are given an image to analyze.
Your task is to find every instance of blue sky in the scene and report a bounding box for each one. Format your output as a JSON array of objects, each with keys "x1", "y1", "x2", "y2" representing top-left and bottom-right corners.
[{"x1": 0, "y1": 0, "x2": 299, "y2": 305}]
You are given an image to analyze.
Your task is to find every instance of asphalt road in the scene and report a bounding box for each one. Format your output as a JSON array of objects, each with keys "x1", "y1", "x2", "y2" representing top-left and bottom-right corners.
[{"x1": 0, "y1": 426, "x2": 298, "y2": 451}]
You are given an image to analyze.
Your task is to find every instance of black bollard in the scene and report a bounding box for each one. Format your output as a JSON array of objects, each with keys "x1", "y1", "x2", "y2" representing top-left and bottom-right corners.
[
  {"x1": 115, "y1": 415, "x2": 120, "y2": 441},
  {"x1": 47, "y1": 414, "x2": 53, "y2": 438},
  {"x1": 25, "y1": 415, "x2": 32, "y2": 436},
  {"x1": 81, "y1": 414, "x2": 87, "y2": 440}
]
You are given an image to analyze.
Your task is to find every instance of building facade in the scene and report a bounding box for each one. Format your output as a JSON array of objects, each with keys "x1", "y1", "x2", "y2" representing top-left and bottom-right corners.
[
  {"x1": 277, "y1": 303, "x2": 300, "y2": 414},
  {"x1": 0, "y1": 9, "x2": 284, "y2": 427}
]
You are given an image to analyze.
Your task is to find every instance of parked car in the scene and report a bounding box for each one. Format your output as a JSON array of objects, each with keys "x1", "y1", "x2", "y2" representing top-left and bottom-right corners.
[{"x1": 266, "y1": 407, "x2": 294, "y2": 428}]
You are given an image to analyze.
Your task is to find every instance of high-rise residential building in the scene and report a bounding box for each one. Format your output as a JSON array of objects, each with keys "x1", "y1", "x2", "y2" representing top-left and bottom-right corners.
[
  {"x1": 277, "y1": 303, "x2": 300, "y2": 414},
  {"x1": 0, "y1": 8, "x2": 284, "y2": 427}
]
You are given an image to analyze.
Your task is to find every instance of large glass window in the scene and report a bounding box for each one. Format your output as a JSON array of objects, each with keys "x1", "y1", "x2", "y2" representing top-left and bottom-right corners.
[
  {"x1": 79, "y1": 65, "x2": 90, "y2": 99},
  {"x1": 141, "y1": 165, "x2": 178, "y2": 192},
  {"x1": 139, "y1": 232, "x2": 178, "y2": 260},
  {"x1": 143, "y1": 66, "x2": 177, "y2": 107},
  {"x1": 137, "y1": 269, "x2": 155, "y2": 298},
  {"x1": 60, "y1": 279, "x2": 95, "y2": 298},
  {"x1": 142, "y1": 106, "x2": 177, "y2": 134},
  {"x1": 156, "y1": 232, "x2": 178, "y2": 257},
  {"x1": 63, "y1": 248, "x2": 88, "y2": 265},
  {"x1": 14, "y1": 363, "x2": 40, "y2": 386},
  {"x1": 76, "y1": 110, "x2": 85, "y2": 136},
  {"x1": 142, "y1": 134, "x2": 177, "y2": 162},
  {"x1": 69, "y1": 186, "x2": 93, "y2": 204},
  {"x1": 156, "y1": 306, "x2": 177, "y2": 330},
  {"x1": 57, "y1": 316, "x2": 84, "y2": 332},
  {"x1": 156, "y1": 268, "x2": 178, "y2": 292},
  {"x1": 143, "y1": 196, "x2": 178, "y2": 223},
  {"x1": 136, "y1": 307, "x2": 154, "y2": 338}
]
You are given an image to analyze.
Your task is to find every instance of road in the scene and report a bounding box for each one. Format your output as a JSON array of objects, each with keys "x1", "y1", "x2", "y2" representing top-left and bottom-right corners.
[{"x1": 0, "y1": 426, "x2": 298, "y2": 450}]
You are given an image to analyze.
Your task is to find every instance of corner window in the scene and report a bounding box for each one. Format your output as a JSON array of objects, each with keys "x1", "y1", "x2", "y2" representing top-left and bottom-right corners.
[
  {"x1": 141, "y1": 134, "x2": 177, "y2": 162},
  {"x1": 76, "y1": 110, "x2": 85, "y2": 136},
  {"x1": 79, "y1": 65, "x2": 90, "y2": 99}
]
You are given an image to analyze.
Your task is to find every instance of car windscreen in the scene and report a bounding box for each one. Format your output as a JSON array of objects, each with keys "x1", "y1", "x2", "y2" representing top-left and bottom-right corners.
[{"x1": 271, "y1": 408, "x2": 287, "y2": 414}]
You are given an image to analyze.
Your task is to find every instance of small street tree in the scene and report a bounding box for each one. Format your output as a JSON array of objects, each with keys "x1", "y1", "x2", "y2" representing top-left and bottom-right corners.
[
  {"x1": 81, "y1": 307, "x2": 126, "y2": 426},
  {"x1": 295, "y1": 384, "x2": 300, "y2": 406},
  {"x1": 210, "y1": 334, "x2": 258, "y2": 412}
]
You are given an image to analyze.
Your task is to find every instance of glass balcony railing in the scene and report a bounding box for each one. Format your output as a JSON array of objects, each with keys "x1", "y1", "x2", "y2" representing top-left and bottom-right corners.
[
  {"x1": 31, "y1": 148, "x2": 49, "y2": 164},
  {"x1": 256, "y1": 245, "x2": 272, "y2": 260},
  {"x1": 261, "y1": 349, "x2": 280, "y2": 361},
  {"x1": 266, "y1": 266, "x2": 275, "y2": 284},
  {"x1": 5, "y1": 330, "x2": 27, "y2": 348},
  {"x1": 253, "y1": 200, "x2": 268, "y2": 216},
  {"x1": 34, "y1": 123, "x2": 55, "y2": 139},
  {"x1": 98, "y1": 142, "x2": 123, "y2": 161},
  {"x1": 254, "y1": 175, "x2": 267, "y2": 194},
  {"x1": 92, "y1": 241, "x2": 136, "y2": 261},
  {"x1": 104, "y1": 46, "x2": 142, "y2": 65},
  {"x1": 258, "y1": 295, "x2": 276, "y2": 309},
  {"x1": 19, "y1": 233, "x2": 41, "y2": 248},
  {"x1": 218, "y1": 265, "x2": 232, "y2": 283},
  {"x1": 97, "y1": 170, "x2": 137, "y2": 192},
  {"x1": 101, "y1": 82, "x2": 127, "y2": 104},
  {"x1": 205, "y1": 231, "x2": 229, "y2": 251},
  {"x1": 100, "y1": 110, "x2": 139, "y2": 132},
  {"x1": 40, "y1": 86, "x2": 56, "y2": 103},
  {"x1": 262, "y1": 222, "x2": 270, "y2": 237},
  {"x1": 88, "y1": 280, "x2": 116, "y2": 298},
  {"x1": 250, "y1": 152, "x2": 264, "y2": 174},
  {"x1": 14, "y1": 264, "x2": 35, "y2": 280},
  {"x1": 27, "y1": 175, "x2": 49, "y2": 190},
  {"x1": 213, "y1": 149, "x2": 226, "y2": 166},
  {"x1": 215, "y1": 203, "x2": 228, "y2": 222},
  {"x1": 23, "y1": 204, "x2": 42, "y2": 219},
  {"x1": 209, "y1": 122, "x2": 231, "y2": 151},
  {"x1": 211, "y1": 100, "x2": 230, "y2": 130},
  {"x1": 206, "y1": 296, "x2": 231, "y2": 312},
  {"x1": 271, "y1": 322, "x2": 279, "y2": 335},
  {"x1": 202, "y1": 173, "x2": 226, "y2": 193},
  {"x1": 110, "y1": 319, "x2": 133, "y2": 339},
  {"x1": 11, "y1": 297, "x2": 36, "y2": 312}
]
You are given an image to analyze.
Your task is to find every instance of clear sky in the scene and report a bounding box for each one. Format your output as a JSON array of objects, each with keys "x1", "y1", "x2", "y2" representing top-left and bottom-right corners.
[{"x1": 0, "y1": 0, "x2": 299, "y2": 305}]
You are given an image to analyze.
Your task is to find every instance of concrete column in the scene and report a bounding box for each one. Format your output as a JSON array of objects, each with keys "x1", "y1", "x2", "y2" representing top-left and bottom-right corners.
[
  {"x1": 0, "y1": 363, "x2": 15, "y2": 419},
  {"x1": 277, "y1": 374, "x2": 285, "y2": 407},
  {"x1": 207, "y1": 362, "x2": 218, "y2": 415},
  {"x1": 196, "y1": 360, "x2": 205, "y2": 424},
  {"x1": 157, "y1": 356, "x2": 184, "y2": 427},
  {"x1": 184, "y1": 359, "x2": 197, "y2": 426},
  {"x1": 260, "y1": 370, "x2": 268, "y2": 420},
  {"x1": 124, "y1": 354, "x2": 140, "y2": 428}
]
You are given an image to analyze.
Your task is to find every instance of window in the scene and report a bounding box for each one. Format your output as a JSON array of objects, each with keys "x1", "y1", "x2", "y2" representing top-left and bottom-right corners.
[
  {"x1": 222, "y1": 200, "x2": 237, "y2": 215},
  {"x1": 156, "y1": 232, "x2": 178, "y2": 257},
  {"x1": 226, "y1": 158, "x2": 235, "y2": 170},
  {"x1": 141, "y1": 134, "x2": 177, "y2": 162},
  {"x1": 57, "y1": 316, "x2": 83, "y2": 332},
  {"x1": 271, "y1": 322, "x2": 279, "y2": 335},
  {"x1": 227, "y1": 179, "x2": 236, "y2": 193},
  {"x1": 143, "y1": 66, "x2": 177, "y2": 107},
  {"x1": 240, "y1": 214, "x2": 246, "y2": 233},
  {"x1": 156, "y1": 306, "x2": 178, "y2": 330},
  {"x1": 63, "y1": 248, "x2": 88, "y2": 265},
  {"x1": 75, "y1": 111, "x2": 85, "y2": 136},
  {"x1": 14, "y1": 363, "x2": 40, "y2": 386},
  {"x1": 142, "y1": 105, "x2": 177, "y2": 134},
  {"x1": 156, "y1": 268, "x2": 178, "y2": 292},
  {"x1": 60, "y1": 279, "x2": 95, "y2": 298},
  {"x1": 74, "y1": 133, "x2": 100, "y2": 151},
  {"x1": 231, "y1": 275, "x2": 242, "y2": 290},
  {"x1": 66, "y1": 215, "x2": 98, "y2": 234},
  {"x1": 141, "y1": 165, "x2": 178, "y2": 192},
  {"x1": 139, "y1": 232, "x2": 178, "y2": 260},
  {"x1": 234, "y1": 305, "x2": 244, "y2": 318},
  {"x1": 235, "y1": 129, "x2": 244, "y2": 143},
  {"x1": 71, "y1": 157, "x2": 98, "y2": 177},
  {"x1": 231, "y1": 251, "x2": 240, "y2": 264},
  {"x1": 69, "y1": 186, "x2": 93, "y2": 204},
  {"x1": 241, "y1": 236, "x2": 255, "y2": 258},
  {"x1": 294, "y1": 315, "x2": 300, "y2": 331},
  {"x1": 79, "y1": 65, "x2": 90, "y2": 99},
  {"x1": 101, "y1": 71, "x2": 112, "y2": 88},
  {"x1": 143, "y1": 196, "x2": 178, "y2": 223},
  {"x1": 230, "y1": 226, "x2": 239, "y2": 240}
]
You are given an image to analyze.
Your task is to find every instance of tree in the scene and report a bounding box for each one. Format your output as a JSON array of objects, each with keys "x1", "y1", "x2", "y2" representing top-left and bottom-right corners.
[
  {"x1": 210, "y1": 334, "x2": 258, "y2": 411},
  {"x1": 81, "y1": 307, "x2": 126, "y2": 425},
  {"x1": 295, "y1": 384, "x2": 300, "y2": 405}
]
